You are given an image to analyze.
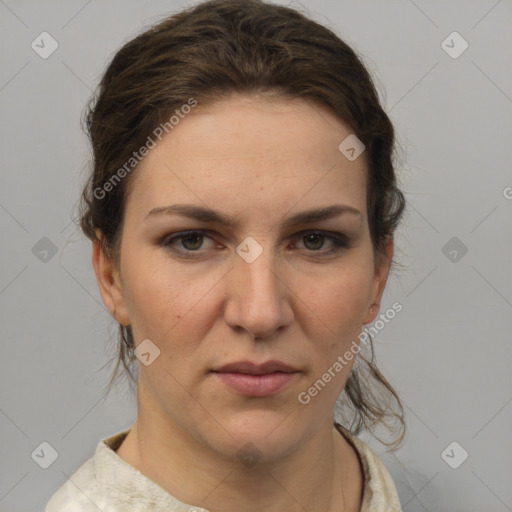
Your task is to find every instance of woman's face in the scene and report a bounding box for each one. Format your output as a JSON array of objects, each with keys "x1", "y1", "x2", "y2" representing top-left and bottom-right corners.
[{"x1": 94, "y1": 93, "x2": 392, "y2": 459}]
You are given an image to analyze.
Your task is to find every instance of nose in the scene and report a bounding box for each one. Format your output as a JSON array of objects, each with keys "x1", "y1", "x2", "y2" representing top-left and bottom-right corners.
[{"x1": 223, "y1": 246, "x2": 294, "y2": 340}]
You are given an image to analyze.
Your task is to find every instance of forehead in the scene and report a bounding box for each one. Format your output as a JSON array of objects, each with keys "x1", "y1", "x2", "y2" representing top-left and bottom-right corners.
[{"x1": 125, "y1": 94, "x2": 368, "y2": 224}]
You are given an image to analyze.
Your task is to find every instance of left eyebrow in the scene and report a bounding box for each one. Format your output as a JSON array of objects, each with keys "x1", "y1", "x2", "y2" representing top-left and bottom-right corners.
[{"x1": 145, "y1": 203, "x2": 362, "y2": 229}]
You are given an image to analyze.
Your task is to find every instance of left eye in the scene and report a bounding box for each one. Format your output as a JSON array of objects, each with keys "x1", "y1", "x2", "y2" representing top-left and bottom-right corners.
[
  {"x1": 162, "y1": 230, "x2": 348, "y2": 257},
  {"x1": 295, "y1": 232, "x2": 345, "y2": 252}
]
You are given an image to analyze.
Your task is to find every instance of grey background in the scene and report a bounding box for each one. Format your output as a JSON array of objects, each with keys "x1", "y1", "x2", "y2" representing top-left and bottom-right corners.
[{"x1": 1, "y1": 0, "x2": 511, "y2": 511}]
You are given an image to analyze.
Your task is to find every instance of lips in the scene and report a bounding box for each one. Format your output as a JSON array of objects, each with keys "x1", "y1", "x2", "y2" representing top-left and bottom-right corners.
[
  {"x1": 213, "y1": 360, "x2": 297, "y2": 375},
  {"x1": 211, "y1": 360, "x2": 299, "y2": 396}
]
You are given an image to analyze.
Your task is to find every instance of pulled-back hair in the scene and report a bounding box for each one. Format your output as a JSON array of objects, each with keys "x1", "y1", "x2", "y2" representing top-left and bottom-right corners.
[{"x1": 79, "y1": 0, "x2": 406, "y2": 449}]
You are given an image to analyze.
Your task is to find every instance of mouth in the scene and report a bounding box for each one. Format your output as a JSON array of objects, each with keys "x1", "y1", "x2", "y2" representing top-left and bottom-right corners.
[{"x1": 211, "y1": 360, "x2": 300, "y2": 396}]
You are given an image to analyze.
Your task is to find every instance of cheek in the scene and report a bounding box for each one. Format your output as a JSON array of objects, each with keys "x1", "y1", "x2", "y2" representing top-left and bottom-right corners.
[
  {"x1": 297, "y1": 267, "x2": 373, "y2": 407},
  {"x1": 303, "y1": 264, "x2": 374, "y2": 344},
  {"x1": 121, "y1": 252, "x2": 219, "y2": 344},
  {"x1": 121, "y1": 238, "x2": 374, "y2": 353}
]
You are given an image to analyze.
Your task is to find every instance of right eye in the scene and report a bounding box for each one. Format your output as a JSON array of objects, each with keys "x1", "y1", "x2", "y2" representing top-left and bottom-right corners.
[{"x1": 161, "y1": 230, "x2": 218, "y2": 258}]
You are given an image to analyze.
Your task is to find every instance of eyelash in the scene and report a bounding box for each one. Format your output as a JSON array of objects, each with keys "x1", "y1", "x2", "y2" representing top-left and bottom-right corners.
[{"x1": 161, "y1": 230, "x2": 349, "y2": 259}]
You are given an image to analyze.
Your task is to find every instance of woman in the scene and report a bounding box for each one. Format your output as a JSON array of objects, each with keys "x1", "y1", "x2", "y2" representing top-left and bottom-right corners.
[{"x1": 46, "y1": 0, "x2": 406, "y2": 510}]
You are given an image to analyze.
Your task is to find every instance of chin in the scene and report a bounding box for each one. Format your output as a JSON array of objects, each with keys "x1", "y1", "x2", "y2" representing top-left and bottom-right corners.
[{"x1": 204, "y1": 408, "x2": 302, "y2": 457}]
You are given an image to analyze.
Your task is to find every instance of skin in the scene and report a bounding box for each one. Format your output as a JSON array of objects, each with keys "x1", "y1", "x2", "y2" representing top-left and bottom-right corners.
[{"x1": 92, "y1": 92, "x2": 393, "y2": 512}]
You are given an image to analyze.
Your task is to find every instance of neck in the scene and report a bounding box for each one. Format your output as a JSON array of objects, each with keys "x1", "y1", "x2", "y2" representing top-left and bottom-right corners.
[{"x1": 116, "y1": 382, "x2": 363, "y2": 512}]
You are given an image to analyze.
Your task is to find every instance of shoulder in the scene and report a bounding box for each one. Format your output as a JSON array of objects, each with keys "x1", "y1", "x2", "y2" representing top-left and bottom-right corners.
[
  {"x1": 45, "y1": 430, "x2": 130, "y2": 512},
  {"x1": 335, "y1": 423, "x2": 402, "y2": 512},
  {"x1": 45, "y1": 456, "x2": 102, "y2": 512}
]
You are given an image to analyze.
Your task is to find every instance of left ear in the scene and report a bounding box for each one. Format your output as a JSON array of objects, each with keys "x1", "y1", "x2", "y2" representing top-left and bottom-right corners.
[{"x1": 362, "y1": 237, "x2": 394, "y2": 325}]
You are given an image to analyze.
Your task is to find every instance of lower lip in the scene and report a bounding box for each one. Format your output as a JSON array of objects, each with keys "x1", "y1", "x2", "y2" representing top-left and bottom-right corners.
[{"x1": 213, "y1": 371, "x2": 298, "y2": 396}]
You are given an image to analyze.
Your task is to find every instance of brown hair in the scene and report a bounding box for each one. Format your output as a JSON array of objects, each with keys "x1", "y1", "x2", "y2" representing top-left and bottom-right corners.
[{"x1": 80, "y1": 0, "x2": 406, "y2": 449}]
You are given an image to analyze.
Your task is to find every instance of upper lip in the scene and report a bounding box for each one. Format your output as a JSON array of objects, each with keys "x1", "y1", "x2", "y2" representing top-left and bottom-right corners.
[{"x1": 213, "y1": 360, "x2": 298, "y2": 375}]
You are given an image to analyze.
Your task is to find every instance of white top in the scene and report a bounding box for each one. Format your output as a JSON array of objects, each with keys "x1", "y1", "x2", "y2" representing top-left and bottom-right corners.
[{"x1": 45, "y1": 423, "x2": 402, "y2": 511}]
